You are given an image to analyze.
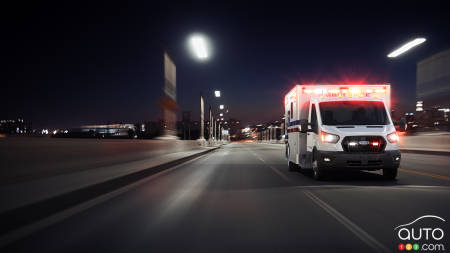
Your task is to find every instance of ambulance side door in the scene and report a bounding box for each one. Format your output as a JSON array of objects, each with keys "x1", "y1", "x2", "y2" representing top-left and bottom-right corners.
[
  {"x1": 306, "y1": 102, "x2": 319, "y2": 166},
  {"x1": 298, "y1": 100, "x2": 310, "y2": 167}
]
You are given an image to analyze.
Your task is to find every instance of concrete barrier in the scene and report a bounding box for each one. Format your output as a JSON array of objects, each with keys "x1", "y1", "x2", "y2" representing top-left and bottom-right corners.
[
  {"x1": 0, "y1": 137, "x2": 220, "y2": 233},
  {"x1": 398, "y1": 135, "x2": 450, "y2": 153}
]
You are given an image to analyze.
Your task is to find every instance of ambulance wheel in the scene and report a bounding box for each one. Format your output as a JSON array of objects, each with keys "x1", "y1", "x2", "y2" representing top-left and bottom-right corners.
[
  {"x1": 383, "y1": 166, "x2": 398, "y2": 180},
  {"x1": 288, "y1": 161, "x2": 297, "y2": 171},
  {"x1": 312, "y1": 150, "x2": 325, "y2": 180}
]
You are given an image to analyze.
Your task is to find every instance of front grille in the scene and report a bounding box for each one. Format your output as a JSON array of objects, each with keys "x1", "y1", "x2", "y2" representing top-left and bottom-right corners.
[
  {"x1": 347, "y1": 160, "x2": 383, "y2": 167},
  {"x1": 347, "y1": 160, "x2": 362, "y2": 166},
  {"x1": 341, "y1": 136, "x2": 386, "y2": 153},
  {"x1": 368, "y1": 160, "x2": 382, "y2": 166}
]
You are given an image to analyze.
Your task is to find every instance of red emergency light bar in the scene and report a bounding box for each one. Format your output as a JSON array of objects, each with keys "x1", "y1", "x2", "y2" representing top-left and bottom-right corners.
[
  {"x1": 301, "y1": 87, "x2": 386, "y2": 98},
  {"x1": 284, "y1": 84, "x2": 390, "y2": 107}
]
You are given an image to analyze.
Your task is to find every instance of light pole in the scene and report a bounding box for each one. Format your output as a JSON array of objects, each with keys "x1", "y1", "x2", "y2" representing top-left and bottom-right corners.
[
  {"x1": 188, "y1": 33, "x2": 212, "y2": 144},
  {"x1": 199, "y1": 94, "x2": 205, "y2": 141},
  {"x1": 387, "y1": 37, "x2": 427, "y2": 122}
]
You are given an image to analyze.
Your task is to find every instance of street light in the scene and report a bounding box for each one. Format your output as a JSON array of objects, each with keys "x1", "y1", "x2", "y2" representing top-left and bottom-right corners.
[
  {"x1": 387, "y1": 38, "x2": 426, "y2": 58},
  {"x1": 188, "y1": 34, "x2": 210, "y2": 60},
  {"x1": 215, "y1": 90, "x2": 221, "y2": 97},
  {"x1": 219, "y1": 105, "x2": 224, "y2": 110}
]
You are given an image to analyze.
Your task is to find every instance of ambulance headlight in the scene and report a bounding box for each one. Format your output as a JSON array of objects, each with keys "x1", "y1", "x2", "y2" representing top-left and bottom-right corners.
[
  {"x1": 320, "y1": 131, "x2": 340, "y2": 144},
  {"x1": 387, "y1": 132, "x2": 399, "y2": 143}
]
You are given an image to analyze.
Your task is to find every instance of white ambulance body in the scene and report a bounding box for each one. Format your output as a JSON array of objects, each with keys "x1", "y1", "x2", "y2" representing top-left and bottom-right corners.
[{"x1": 284, "y1": 84, "x2": 401, "y2": 180}]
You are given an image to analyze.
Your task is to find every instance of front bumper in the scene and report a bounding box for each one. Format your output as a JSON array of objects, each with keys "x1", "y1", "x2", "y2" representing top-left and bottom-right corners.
[{"x1": 316, "y1": 150, "x2": 401, "y2": 171}]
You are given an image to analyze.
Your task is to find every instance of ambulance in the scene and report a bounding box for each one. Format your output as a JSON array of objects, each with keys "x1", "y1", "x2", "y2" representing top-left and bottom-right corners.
[{"x1": 284, "y1": 84, "x2": 401, "y2": 180}]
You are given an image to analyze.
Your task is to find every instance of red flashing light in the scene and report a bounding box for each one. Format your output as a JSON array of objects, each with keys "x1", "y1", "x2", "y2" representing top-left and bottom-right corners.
[{"x1": 298, "y1": 85, "x2": 388, "y2": 99}]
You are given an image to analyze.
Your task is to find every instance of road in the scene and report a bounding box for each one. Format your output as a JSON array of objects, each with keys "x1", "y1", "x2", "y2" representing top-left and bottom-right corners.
[{"x1": 4, "y1": 143, "x2": 450, "y2": 253}]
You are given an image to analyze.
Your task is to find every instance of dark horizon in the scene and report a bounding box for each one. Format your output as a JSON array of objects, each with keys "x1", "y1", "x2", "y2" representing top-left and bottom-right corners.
[{"x1": 2, "y1": 1, "x2": 449, "y2": 129}]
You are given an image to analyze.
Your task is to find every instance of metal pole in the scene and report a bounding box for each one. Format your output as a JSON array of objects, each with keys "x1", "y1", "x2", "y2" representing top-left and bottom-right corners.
[
  {"x1": 217, "y1": 122, "x2": 222, "y2": 141},
  {"x1": 214, "y1": 119, "x2": 216, "y2": 141},
  {"x1": 209, "y1": 106, "x2": 212, "y2": 141},
  {"x1": 199, "y1": 94, "x2": 204, "y2": 140}
]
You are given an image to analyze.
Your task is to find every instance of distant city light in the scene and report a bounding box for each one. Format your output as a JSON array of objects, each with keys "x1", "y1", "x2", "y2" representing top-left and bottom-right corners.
[
  {"x1": 189, "y1": 34, "x2": 209, "y2": 60},
  {"x1": 215, "y1": 90, "x2": 221, "y2": 97},
  {"x1": 219, "y1": 105, "x2": 224, "y2": 110},
  {"x1": 387, "y1": 38, "x2": 426, "y2": 58}
]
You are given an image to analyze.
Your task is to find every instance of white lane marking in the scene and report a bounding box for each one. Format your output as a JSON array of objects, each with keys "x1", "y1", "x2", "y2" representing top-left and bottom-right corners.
[
  {"x1": 0, "y1": 153, "x2": 214, "y2": 248},
  {"x1": 245, "y1": 147, "x2": 291, "y2": 182},
  {"x1": 304, "y1": 190, "x2": 391, "y2": 253}
]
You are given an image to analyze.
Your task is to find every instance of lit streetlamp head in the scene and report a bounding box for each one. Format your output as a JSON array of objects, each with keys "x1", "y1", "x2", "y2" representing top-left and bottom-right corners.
[
  {"x1": 219, "y1": 105, "x2": 224, "y2": 110},
  {"x1": 387, "y1": 38, "x2": 426, "y2": 58},
  {"x1": 188, "y1": 34, "x2": 210, "y2": 60},
  {"x1": 215, "y1": 90, "x2": 221, "y2": 97}
]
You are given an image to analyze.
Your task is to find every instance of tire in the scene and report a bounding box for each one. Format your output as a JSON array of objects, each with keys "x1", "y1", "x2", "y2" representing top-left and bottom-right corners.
[
  {"x1": 383, "y1": 167, "x2": 398, "y2": 180},
  {"x1": 288, "y1": 161, "x2": 297, "y2": 172},
  {"x1": 312, "y1": 150, "x2": 325, "y2": 180}
]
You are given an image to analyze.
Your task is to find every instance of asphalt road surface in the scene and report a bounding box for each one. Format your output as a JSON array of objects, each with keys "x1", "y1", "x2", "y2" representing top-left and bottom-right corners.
[{"x1": 4, "y1": 143, "x2": 450, "y2": 253}]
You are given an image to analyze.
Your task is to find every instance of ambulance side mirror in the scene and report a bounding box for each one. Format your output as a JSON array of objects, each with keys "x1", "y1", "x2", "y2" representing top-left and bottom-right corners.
[{"x1": 299, "y1": 119, "x2": 310, "y2": 133}]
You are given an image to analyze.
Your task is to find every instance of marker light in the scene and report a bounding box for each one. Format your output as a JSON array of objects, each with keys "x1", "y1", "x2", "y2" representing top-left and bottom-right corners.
[
  {"x1": 349, "y1": 88, "x2": 361, "y2": 94},
  {"x1": 375, "y1": 88, "x2": 386, "y2": 93},
  {"x1": 349, "y1": 142, "x2": 357, "y2": 146},
  {"x1": 372, "y1": 142, "x2": 379, "y2": 146},
  {"x1": 314, "y1": 88, "x2": 324, "y2": 95},
  {"x1": 387, "y1": 132, "x2": 399, "y2": 143},
  {"x1": 329, "y1": 89, "x2": 340, "y2": 94},
  {"x1": 320, "y1": 131, "x2": 340, "y2": 144}
]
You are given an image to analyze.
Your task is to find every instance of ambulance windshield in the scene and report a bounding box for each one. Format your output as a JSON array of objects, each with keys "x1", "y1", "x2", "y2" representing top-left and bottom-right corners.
[{"x1": 319, "y1": 101, "x2": 389, "y2": 125}]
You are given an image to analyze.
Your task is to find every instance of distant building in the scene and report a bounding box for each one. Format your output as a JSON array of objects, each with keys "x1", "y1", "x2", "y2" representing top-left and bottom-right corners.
[
  {"x1": 417, "y1": 49, "x2": 450, "y2": 108},
  {"x1": 0, "y1": 118, "x2": 31, "y2": 134},
  {"x1": 227, "y1": 118, "x2": 242, "y2": 140},
  {"x1": 416, "y1": 49, "x2": 450, "y2": 128}
]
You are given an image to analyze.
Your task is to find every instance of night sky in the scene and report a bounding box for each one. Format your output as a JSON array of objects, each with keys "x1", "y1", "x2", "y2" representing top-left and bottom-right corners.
[{"x1": 2, "y1": 1, "x2": 449, "y2": 128}]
